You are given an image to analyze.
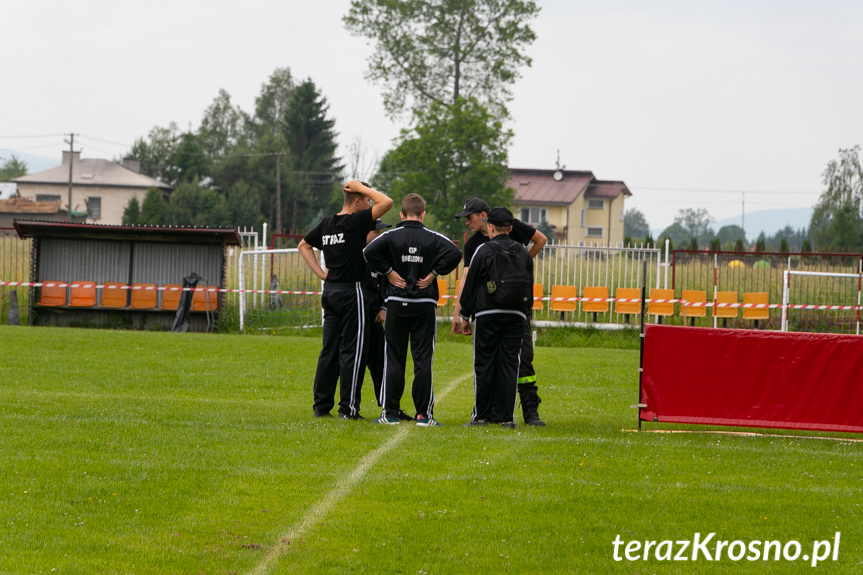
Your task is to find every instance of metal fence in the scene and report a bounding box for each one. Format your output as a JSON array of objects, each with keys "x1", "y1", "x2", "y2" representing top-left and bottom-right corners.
[
  {"x1": 672, "y1": 249, "x2": 863, "y2": 333},
  {"x1": 0, "y1": 227, "x2": 31, "y2": 324}
]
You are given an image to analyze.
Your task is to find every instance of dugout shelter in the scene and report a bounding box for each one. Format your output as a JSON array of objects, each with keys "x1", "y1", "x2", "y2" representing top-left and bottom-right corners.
[{"x1": 14, "y1": 220, "x2": 241, "y2": 332}]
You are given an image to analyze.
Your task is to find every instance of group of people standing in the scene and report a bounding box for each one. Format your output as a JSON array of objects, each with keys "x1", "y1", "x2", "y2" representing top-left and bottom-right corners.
[{"x1": 298, "y1": 181, "x2": 547, "y2": 429}]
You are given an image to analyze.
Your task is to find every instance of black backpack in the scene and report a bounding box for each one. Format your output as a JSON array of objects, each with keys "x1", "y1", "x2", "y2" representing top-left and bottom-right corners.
[{"x1": 484, "y1": 240, "x2": 531, "y2": 310}]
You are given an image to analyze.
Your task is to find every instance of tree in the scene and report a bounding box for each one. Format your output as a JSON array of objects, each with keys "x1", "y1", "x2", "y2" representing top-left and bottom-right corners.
[
  {"x1": 140, "y1": 187, "x2": 167, "y2": 226},
  {"x1": 199, "y1": 89, "x2": 248, "y2": 158},
  {"x1": 779, "y1": 237, "x2": 789, "y2": 253},
  {"x1": 810, "y1": 145, "x2": 863, "y2": 249},
  {"x1": 377, "y1": 97, "x2": 512, "y2": 238},
  {"x1": 129, "y1": 123, "x2": 181, "y2": 183},
  {"x1": 623, "y1": 208, "x2": 650, "y2": 239},
  {"x1": 0, "y1": 155, "x2": 28, "y2": 181},
  {"x1": 536, "y1": 217, "x2": 555, "y2": 242},
  {"x1": 122, "y1": 196, "x2": 141, "y2": 225},
  {"x1": 281, "y1": 79, "x2": 344, "y2": 231},
  {"x1": 828, "y1": 202, "x2": 861, "y2": 250},
  {"x1": 253, "y1": 67, "x2": 295, "y2": 139},
  {"x1": 657, "y1": 222, "x2": 689, "y2": 244},
  {"x1": 167, "y1": 133, "x2": 211, "y2": 185},
  {"x1": 673, "y1": 208, "x2": 714, "y2": 242},
  {"x1": 755, "y1": 231, "x2": 767, "y2": 253},
  {"x1": 717, "y1": 224, "x2": 746, "y2": 248},
  {"x1": 344, "y1": 0, "x2": 540, "y2": 120}
]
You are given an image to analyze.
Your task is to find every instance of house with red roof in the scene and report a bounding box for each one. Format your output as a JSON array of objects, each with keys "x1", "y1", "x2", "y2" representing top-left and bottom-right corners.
[{"x1": 508, "y1": 168, "x2": 631, "y2": 246}]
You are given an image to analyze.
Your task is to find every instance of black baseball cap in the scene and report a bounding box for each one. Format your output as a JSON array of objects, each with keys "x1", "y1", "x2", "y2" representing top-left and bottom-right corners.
[
  {"x1": 483, "y1": 207, "x2": 514, "y2": 226},
  {"x1": 454, "y1": 197, "x2": 490, "y2": 219},
  {"x1": 374, "y1": 219, "x2": 392, "y2": 230}
]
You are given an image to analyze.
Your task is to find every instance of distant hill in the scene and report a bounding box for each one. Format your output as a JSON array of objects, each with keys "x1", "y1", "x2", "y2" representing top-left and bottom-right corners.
[{"x1": 652, "y1": 207, "x2": 813, "y2": 240}]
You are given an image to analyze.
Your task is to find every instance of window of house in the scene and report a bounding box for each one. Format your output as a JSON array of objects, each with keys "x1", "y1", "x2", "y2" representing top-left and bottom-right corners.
[
  {"x1": 586, "y1": 226, "x2": 604, "y2": 238},
  {"x1": 36, "y1": 194, "x2": 61, "y2": 202},
  {"x1": 587, "y1": 199, "x2": 605, "y2": 210},
  {"x1": 519, "y1": 207, "x2": 547, "y2": 225},
  {"x1": 87, "y1": 197, "x2": 102, "y2": 219}
]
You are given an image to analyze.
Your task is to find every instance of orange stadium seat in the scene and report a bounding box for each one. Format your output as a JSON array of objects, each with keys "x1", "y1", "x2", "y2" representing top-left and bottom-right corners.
[
  {"x1": 100, "y1": 282, "x2": 128, "y2": 308},
  {"x1": 130, "y1": 283, "x2": 158, "y2": 310},
  {"x1": 532, "y1": 283, "x2": 544, "y2": 311},
  {"x1": 38, "y1": 280, "x2": 67, "y2": 307},
  {"x1": 648, "y1": 288, "x2": 675, "y2": 321},
  {"x1": 160, "y1": 285, "x2": 183, "y2": 311},
  {"x1": 614, "y1": 287, "x2": 641, "y2": 317},
  {"x1": 191, "y1": 286, "x2": 219, "y2": 312},
  {"x1": 69, "y1": 281, "x2": 96, "y2": 307}
]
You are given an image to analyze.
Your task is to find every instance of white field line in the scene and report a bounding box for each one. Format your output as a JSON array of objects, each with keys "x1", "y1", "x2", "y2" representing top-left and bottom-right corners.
[{"x1": 248, "y1": 372, "x2": 473, "y2": 575}]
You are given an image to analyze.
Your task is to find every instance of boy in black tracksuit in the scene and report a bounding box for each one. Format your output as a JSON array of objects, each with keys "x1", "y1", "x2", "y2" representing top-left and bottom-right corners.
[
  {"x1": 458, "y1": 207, "x2": 534, "y2": 428},
  {"x1": 363, "y1": 193, "x2": 462, "y2": 426},
  {"x1": 298, "y1": 181, "x2": 393, "y2": 420}
]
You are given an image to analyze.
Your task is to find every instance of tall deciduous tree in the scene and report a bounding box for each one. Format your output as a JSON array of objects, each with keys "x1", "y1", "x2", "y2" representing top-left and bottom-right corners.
[
  {"x1": 376, "y1": 97, "x2": 512, "y2": 238},
  {"x1": 623, "y1": 208, "x2": 650, "y2": 239},
  {"x1": 344, "y1": 0, "x2": 540, "y2": 120},
  {"x1": 673, "y1": 208, "x2": 714, "y2": 242},
  {"x1": 129, "y1": 123, "x2": 181, "y2": 183},
  {"x1": 810, "y1": 146, "x2": 863, "y2": 249},
  {"x1": 199, "y1": 89, "x2": 249, "y2": 158}
]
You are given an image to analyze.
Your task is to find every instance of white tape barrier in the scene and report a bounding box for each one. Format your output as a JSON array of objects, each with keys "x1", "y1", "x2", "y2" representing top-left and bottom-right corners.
[{"x1": 2, "y1": 281, "x2": 860, "y2": 311}]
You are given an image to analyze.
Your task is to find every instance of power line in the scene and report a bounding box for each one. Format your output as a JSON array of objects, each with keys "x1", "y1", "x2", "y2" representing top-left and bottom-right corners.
[{"x1": 630, "y1": 185, "x2": 819, "y2": 196}]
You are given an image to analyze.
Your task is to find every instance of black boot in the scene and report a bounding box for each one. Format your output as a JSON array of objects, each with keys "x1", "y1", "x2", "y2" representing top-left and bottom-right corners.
[{"x1": 519, "y1": 386, "x2": 546, "y2": 427}]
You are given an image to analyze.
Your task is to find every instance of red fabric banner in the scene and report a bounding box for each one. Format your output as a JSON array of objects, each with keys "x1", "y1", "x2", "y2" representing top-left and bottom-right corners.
[{"x1": 641, "y1": 325, "x2": 863, "y2": 433}]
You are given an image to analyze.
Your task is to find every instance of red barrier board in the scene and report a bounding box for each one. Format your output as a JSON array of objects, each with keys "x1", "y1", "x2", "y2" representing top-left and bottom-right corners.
[{"x1": 641, "y1": 325, "x2": 863, "y2": 433}]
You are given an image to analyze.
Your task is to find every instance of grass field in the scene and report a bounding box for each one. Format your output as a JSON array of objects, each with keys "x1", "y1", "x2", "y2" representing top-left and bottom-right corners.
[{"x1": 1, "y1": 325, "x2": 861, "y2": 574}]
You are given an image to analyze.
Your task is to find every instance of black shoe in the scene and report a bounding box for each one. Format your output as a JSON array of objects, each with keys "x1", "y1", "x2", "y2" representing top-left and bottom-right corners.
[
  {"x1": 501, "y1": 421, "x2": 519, "y2": 430},
  {"x1": 313, "y1": 411, "x2": 333, "y2": 418},
  {"x1": 525, "y1": 415, "x2": 546, "y2": 427},
  {"x1": 339, "y1": 413, "x2": 366, "y2": 421},
  {"x1": 463, "y1": 419, "x2": 489, "y2": 427},
  {"x1": 397, "y1": 410, "x2": 414, "y2": 421}
]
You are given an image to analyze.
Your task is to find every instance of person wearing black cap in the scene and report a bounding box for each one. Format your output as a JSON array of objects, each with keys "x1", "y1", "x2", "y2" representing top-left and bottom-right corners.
[
  {"x1": 458, "y1": 207, "x2": 533, "y2": 428},
  {"x1": 363, "y1": 193, "x2": 462, "y2": 426},
  {"x1": 298, "y1": 181, "x2": 393, "y2": 420},
  {"x1": 452, "y1": 197, "x2": 548, "y2": 426}
]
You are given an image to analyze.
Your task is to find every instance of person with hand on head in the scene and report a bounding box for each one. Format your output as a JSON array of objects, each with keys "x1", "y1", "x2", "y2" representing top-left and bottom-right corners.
[
  {"x1": 452, "y1": 197, "x2": 548, "y2": 426},
  {"x1": 458, "y1": 207, "x2": 533, "y2": 429},
  {"x1": 298, "y1": 180, "x2": 393, "y2": 420},
  {"x1": 363, "y1": 193, "x2": 462, "y2": 426}
]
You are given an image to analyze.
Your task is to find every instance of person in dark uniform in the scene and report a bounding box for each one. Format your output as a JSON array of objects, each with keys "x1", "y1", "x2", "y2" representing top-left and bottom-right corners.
[
  {"x1": 298, "y1": 180, "x2": 393, "y2": 420},
  {"x1": 362, "y1": 219, "x2": 390, "y2": 408},
  {"x1": 363, "y1": 193, "x2": 462, "y2": 426},
  {"x1": 458, "y1": 207, "x2": 533, "y2": 429},
  {"x1": 452, "y1": 197, "x2": 548, "y2": 426}
]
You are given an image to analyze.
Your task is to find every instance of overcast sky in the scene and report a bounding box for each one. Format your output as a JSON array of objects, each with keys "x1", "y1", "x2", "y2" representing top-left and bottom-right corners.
[{"x1": 3, "y1": 0, "x2": 862, "y2": 232}]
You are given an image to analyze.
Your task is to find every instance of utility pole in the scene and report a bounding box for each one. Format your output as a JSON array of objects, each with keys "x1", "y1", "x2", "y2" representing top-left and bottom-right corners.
[
  {"x1": 742, "y1": 190, "x2": 746, "y2": 240},
  {"x1": 275, "y1": 152, "x2": 282, "y2": 234},
  {"x1": 65, "y1": 134, "x2": 77, "y2": 222}
]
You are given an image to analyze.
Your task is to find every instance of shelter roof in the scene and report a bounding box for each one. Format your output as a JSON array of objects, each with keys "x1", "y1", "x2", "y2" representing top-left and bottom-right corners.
[{"x1": 14, "y1": 221, "x2": 241, "y2": 246}]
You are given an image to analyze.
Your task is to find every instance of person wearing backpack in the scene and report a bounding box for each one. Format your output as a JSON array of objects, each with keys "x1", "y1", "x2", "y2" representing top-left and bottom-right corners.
[
  {"x1": 451, "y1": 198, "x2": 548, "y2": 426},
  {"x1": 457, "y1": 207, "x2": 534, "y2": 429}
]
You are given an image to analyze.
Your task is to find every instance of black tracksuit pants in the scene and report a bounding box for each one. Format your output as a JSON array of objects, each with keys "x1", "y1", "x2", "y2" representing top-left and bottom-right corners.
[
  {"x1": 472, "y1": 313, "x2": 524, "y2": 423},
  {"x1": 367, "y1": 320, "x2": 385, "y2": 406},
  {"x1": 381, "y1": 303, "x2": 436, "y2": 419},
  {"x1": 313, "y1": 282, "x2": 367, "y2": 417}
]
